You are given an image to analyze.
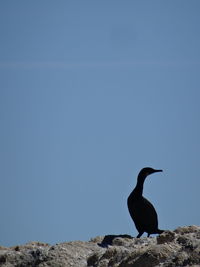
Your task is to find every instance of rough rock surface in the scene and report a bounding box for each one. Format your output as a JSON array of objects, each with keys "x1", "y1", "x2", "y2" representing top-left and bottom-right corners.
[{"x1": 1, "y1": 226, "x2": 200, "y2": 267}]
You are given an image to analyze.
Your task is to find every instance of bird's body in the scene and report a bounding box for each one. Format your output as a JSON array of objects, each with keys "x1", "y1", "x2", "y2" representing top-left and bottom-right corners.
[{"x1": 127, "y1": 167, "x2": 164, "y2": 238}]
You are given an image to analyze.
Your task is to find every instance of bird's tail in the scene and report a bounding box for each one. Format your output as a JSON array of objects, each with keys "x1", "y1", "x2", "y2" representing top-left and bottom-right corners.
[{"x1": 158, "y1": 229, "x2": 164, "y2": 234}]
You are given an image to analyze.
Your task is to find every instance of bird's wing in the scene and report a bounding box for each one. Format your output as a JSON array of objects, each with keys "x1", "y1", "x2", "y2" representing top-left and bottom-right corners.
[{"x1": 129, "y1": 197, "x2": 159, "y2": 232}]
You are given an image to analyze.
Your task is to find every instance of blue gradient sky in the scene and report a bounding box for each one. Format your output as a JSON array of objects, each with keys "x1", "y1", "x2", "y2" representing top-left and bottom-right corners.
[{"x1": 1, "y1": 1, "x2": 200, "y2": 247}]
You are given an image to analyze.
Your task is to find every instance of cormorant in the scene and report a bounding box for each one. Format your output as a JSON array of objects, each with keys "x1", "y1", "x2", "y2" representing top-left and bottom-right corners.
[{"x1": 127, "y1": 167, "x2": 164, "y2": 238}]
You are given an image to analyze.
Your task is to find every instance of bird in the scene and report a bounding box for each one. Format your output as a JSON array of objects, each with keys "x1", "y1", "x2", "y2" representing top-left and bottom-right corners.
[{"x1": 127, "y1": 167, "x2": 164, "y2": 238}]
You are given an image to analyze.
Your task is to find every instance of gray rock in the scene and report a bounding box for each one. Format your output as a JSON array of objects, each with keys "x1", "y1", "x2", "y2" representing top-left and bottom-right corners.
[{"x1": 1, "y1": 226, "x2": 200, "y2": 267}]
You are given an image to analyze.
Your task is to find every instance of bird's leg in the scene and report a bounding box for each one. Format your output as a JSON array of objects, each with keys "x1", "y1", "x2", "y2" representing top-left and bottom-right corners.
[
  {"x1": 147, "y1": 233, "x2": 150, "y2": 237},
  {"x1": 137, "y1": 232, "x2": 144, "y2": 238}
]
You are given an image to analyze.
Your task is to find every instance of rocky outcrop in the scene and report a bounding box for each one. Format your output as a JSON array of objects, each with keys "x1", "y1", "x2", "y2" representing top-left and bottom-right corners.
[{"x1": 0, "y1": 226, "x2": 200, "y2": 267}]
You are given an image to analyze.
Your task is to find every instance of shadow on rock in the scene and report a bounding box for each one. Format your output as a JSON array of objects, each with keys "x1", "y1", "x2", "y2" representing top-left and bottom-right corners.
[{"x1": 98, "y1": 234, "x2": 133, "y2": 247}]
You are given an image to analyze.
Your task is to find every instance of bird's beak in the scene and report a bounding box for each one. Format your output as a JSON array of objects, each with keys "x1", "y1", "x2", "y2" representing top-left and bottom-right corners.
[{"x1": 154, "y1": 169, "x2": 163, "y2": 172}]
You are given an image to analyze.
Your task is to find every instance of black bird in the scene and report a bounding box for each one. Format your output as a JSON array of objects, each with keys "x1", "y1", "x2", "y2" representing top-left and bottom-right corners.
[{"x1": 127, "y1": 167, "x2": 164, "y2": 238}]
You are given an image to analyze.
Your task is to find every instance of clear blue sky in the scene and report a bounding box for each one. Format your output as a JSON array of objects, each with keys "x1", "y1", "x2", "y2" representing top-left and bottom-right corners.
[{"x1": 0, "y1": 1, "x2": 200, "y2": 247}]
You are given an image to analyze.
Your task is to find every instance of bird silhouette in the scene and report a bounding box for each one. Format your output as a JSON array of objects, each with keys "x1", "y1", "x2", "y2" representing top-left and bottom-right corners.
[{"x1": 127, "y1": 167, "x2": 164, "y2": 238}]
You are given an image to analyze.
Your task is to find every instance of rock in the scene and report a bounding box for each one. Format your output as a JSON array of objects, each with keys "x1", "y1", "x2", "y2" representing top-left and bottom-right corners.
[
  {"x1": 157, "y1": 230, "x2": 175, "y2": 244},
  {"x1": 174, "y1": 225, "x2": 200, "y2": 235},
  {"x1": 0, "y1": 226, "x2": 200, "y2": 266}
]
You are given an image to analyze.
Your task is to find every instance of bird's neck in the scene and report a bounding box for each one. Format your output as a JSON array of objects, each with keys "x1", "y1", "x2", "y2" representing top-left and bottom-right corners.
[{"x1": 133, "y1": 175, "x2": 146, "y2": 197}]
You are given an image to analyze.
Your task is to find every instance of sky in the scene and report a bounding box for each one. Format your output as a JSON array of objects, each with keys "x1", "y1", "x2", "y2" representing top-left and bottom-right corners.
[{"x1": 0, "y1": 1, "x2": 200, "y2": 247}]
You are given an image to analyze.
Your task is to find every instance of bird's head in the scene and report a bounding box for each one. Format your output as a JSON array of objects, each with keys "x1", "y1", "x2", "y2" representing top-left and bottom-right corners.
[{"x1": 138, "y1": 167, "x2": 163, "y2": 179}]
